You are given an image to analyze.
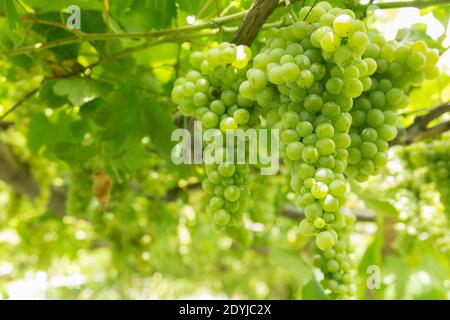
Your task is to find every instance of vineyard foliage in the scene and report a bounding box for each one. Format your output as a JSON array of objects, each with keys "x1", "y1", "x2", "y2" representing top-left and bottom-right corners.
[{"x1": 0, "y1": 0, "x2": 449, "y2": 299}]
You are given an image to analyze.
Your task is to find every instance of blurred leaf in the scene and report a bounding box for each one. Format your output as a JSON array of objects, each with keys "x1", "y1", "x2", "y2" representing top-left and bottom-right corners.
[
  {"x1": 50, "y1": 142, "x2": 96, "y2": 164},
  {"x1": 301, "y1": 278, "x2": 329, "y2": 300},
  {"x1": 396, "y1": 24, "x2": 443, "y2": 52},
  {"x1": 357, "y1": 231, "x2": 383, "y2": 299},
  {"x1": 38, "y1": 80, "x2": 69, "y2": 109},
  {"x1": 430, "y1": 6, "x2": 450, "y2": 29},
  {"x1": 269, "y1": 247, "x2": 312, "y2": 287},
  {"x1": 384, "y1": 255, "x2": 411, "y2": 300},
  {"x1": 53, "y1": 78, "x2": 112, "y2": 106},
  {"x1": 27, "y1": 111, "x2": 92, "y2": 162},
  {"x1": 4, "y1": 0, "x2": 19, "y2": 29},
  {"x1": 120, "y1": 0, "x2": 176, "y2": 31},
  {"x1": 21, "y1": 0, "x2": 102, "y2": 11},
  {"x1": 141, "y1": 96, "x2": 178, "y2": 159},
  {"x1": 351, "y1": 181, "x2": 399, "y2": 217}
]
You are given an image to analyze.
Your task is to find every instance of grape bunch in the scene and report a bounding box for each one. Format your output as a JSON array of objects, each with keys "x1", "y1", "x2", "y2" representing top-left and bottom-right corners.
[
  {"x1": 395, "y1": 145, "x2": 450, "y2": 253},
  {"x1": 248, "y1": 174, "x2": 282, "y2": 224},
  {"x1": 238, "y1": 2, "x2": 374, "y2": 297},
  {"x1": 241, "y1": 5, "x2": 365, "y2": 251},
  {"x1": 172, "y1": 43, "x2": 255, "y2": 226},
  {"x1": 346, "y1": 35, "x2": 440, "y2": 182},
  {"x1": 313, "y1": 210, "x2": 357, "y2": 298},
  {"x1": 401, "y1": 140, "x2": 450, "y2": 219}
]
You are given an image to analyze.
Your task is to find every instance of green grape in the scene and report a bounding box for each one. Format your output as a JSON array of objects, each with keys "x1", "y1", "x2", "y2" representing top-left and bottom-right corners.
[
  {"x1": 326, "y1": 77, "x2": 344, "y2": 95},
  {"x1": 234, "y1": 109, "x2": 250, "y2": 125},
  {"x1": 316, "y1": 138, "x2": 336, "y2": 155},
  {"x1": 220, "y1": 117, "x2": 238, "y2": 132},
  {"x1": 286, "y1": 141, "x2": 305, "y2": 160},
  {"x1": 316, "y1": 123, "x2": 335, "y2": 139},
  {"x1": 312, "y1": 182, "x2": 329, "y2": 199},
  {"x1": 247, "y1": 69, "x2": 267, "y2": 89},
  {"x1": 298, "y1": 70, "x2": 315, "y2": 88},
  {"x1": 333, "y1": 14, "x2": 354, "y2": 37},
  {"x1": 302, "y1": 146, "x2": 319, "y2": 164},
  {"x1": 214, "y1": 209, "x2": 231, "y2": 225},
  {"x1": 210, "y1": 100, "x2": 226, "y2": 115},
  {"x1": 224, "y1": 185, "x2": 241, "y2": 202},
  {"x1": 281, "y1": 62, "x2": 300, "y2": 82},
  {"x1": 407, "y1": 51, "x2": 427, "y2": 71},
  {"x1": 304, "y1": 94, "x2": 323, "y2": 112},
  {"x1": 316, "y1": 231, "x2": 336, "y2": 250}
]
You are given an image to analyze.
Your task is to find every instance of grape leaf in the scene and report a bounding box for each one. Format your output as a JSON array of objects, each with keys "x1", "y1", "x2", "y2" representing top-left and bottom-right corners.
[
  {"x1": 269, "y1": 247, "x2": 312, "y2": 287},
  {"x1": 301, "y1": 278, "x2": 329, "y2": 300},
  {"x1": 4, "y1": 0, "x2": 20, "y2": 29},
  {"x1": 53, "y1": 78, "x2": 112, "y2": 106}
]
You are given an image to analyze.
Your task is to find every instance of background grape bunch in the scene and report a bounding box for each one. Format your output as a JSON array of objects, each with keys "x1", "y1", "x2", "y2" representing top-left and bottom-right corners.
[{"x1": 172, "y1": 43, "x2": 255, "y2": 226}]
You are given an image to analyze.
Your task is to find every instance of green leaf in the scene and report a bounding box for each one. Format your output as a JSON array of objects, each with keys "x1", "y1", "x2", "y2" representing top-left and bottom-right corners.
[
  {"x1": 120, "y1": 0, "x2": 176, "y2": 32},
  {"x1": 50, "y1": 142, "x2": 96, "y2": 164},
  {"x1": 27, "y1": 111, "x2": 93, "y2": 163},
  {"x1": 38, "y1": 80, "x2": 69, "y2": 109},
  {"x1": 383, "y1": 255, "x2": 411, "y2": 299},
  {"x1": 351, "y1": 181, "x2": 399, "y2": 217},
  {"x1": 4, "y1": 0, "x2": 19, "y2": 29},
  {"x1": 53, "y1": 78, "x2": 112, "y2": 106},
  {"x1": 141, "y1": 96, "x2": 178, "y2": 160},
  {"x1": 301, "y1": 278, "x2": 329, "y2": 300},
  {"x1": 21, "y1": 0, "x2": 102, "y2": 12},
  {"x1": 357, "y1": 227, "x2": 383, "y2": 299},
  {"x1": 269, "y1": 247, "x2": 312, "y2": 287},
  {"x1": 27, "y1": 113, "x2": 59, "y2": 154}
]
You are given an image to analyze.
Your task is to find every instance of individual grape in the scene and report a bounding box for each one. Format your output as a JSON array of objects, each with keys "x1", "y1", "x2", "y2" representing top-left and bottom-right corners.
[
  {"x1": 326, "y1": 77, "x2": 344, "y2": 95},
  {"x1": 214, "y1": 209, "x2": 231, "y2": 225},
  {"x1": 316, "y1": 231, "x2": 336, "y2": 250},
  {"x1": 220, "y1": 117, "x2": 238, "y2": 132},
  {"x1": 407, "y1": 51, "x2": 427, "y2": 71},
  {"x1": 333, "y1": 14, "x2": 354, "y2": 37},
  {"x1": 202, "y1": 111, "x2": 219, "y2": 128},
  {"x1": 234, "y1": 109, "x2": 250, "y2": 125}
]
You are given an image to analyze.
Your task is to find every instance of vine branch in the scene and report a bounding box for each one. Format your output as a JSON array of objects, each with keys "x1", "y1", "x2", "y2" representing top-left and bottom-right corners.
[
  {"x1": 392, "y1": 102, "x2": 450, "y2": 145},
  {"x1": 232, "y1": 0, "x2": 280, "y2": 46},
  {"x1": 2, "y1": 0, "x2": 449, "y2": 57}
]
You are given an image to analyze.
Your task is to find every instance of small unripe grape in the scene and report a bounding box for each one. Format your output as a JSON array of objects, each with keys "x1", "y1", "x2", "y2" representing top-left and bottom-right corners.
[
  {"x1": 316, "y1": 138, "x2": 336, "y2": 156},
  {"x1": 316, "y1": 123, "x2": 335, "y2": 139},
  {"x1": 214, "y1": 209, "x2": 231, "y2": 225},
  {"x1": 210, "y1": 100, "x2": 225, "y2": 115},
  {"x1": 327, "y1": 259, "x2": 340, "y2": 273},
  {"x1": 316, "y1": 231, "x2": 336, "y2": 251},
  {"x1": 220, "y1": 117, "x2": 238, "y2": 132},
  {"x1": 407, "y1": 51, "x2": 427, "y2": 71},
  {"x1": 248, "y1": 69, "x2": 267, "y2": 89},
  {"x1": 218, "y1": 164, "x2": 235, "y2": 177},
  {"x1": 234, "y1": 109, "x2": 250, "y2": 125},
  {"x1": 209, "y1": 196, "x2": 224, "y2": 211},
  {"x1": 286, "y1": 141, "x2": 305, "y2": 161},
  {"x1": 333, "y1": 14, "x2": 354, "y2": 37},
  {"x1": 202, "y1": 111, "x2": 219, "y2": 128},
  {"x1": 321, "y1": 194, "x2": 340, "y2": 212},
  {"x1": 194, "y1": 78, "x2": 208, "y2": 92},
  {"x1": 314, "y1": 217, "x2": 326, "y2": 229},
  {"x1": 329, "y1": 180, "x2": 346, "y2": 197},
  {"x1": 224, "y1": 185, "x2": 240, "y2": 202}
]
